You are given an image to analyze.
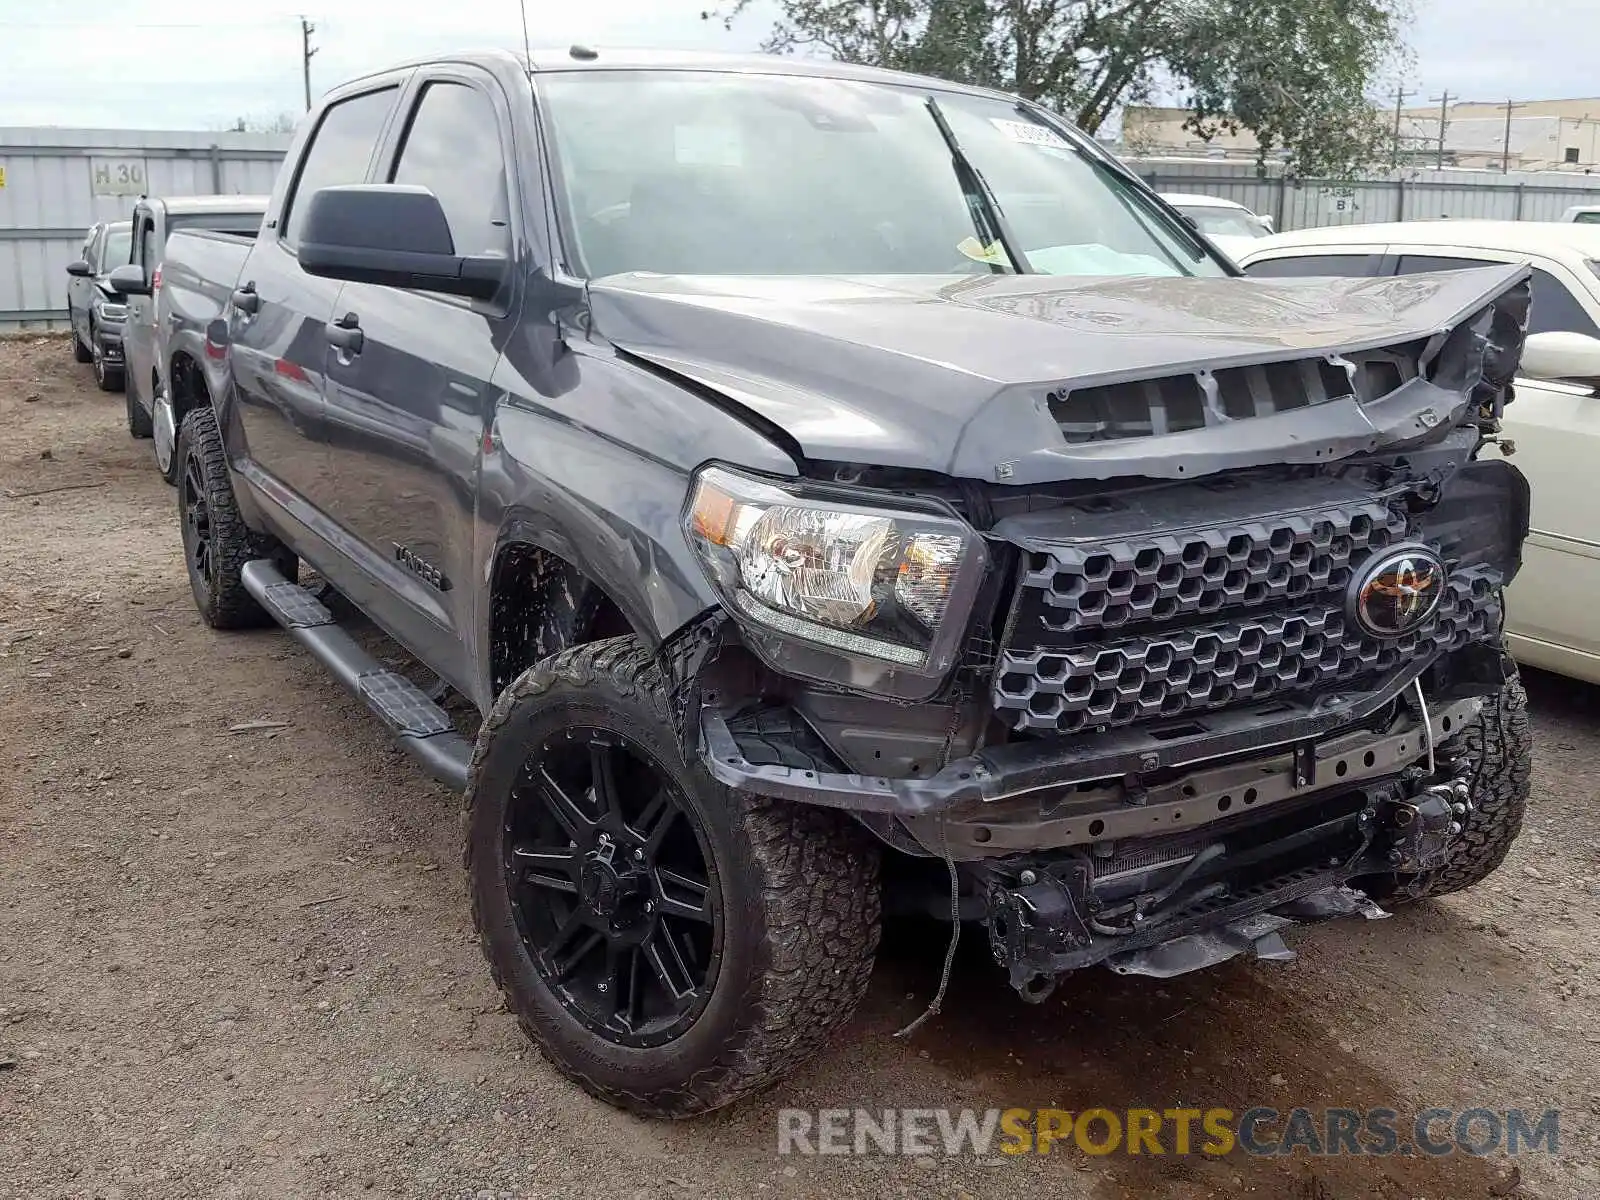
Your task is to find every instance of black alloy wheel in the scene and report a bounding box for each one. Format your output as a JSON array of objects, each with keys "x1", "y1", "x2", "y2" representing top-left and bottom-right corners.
[
  {"x1": 504, "y1": 726, "x2": 721, "y2": 1048},
  {"x1": 181, "y1": 449, "x2": 215, "y2": 593}
]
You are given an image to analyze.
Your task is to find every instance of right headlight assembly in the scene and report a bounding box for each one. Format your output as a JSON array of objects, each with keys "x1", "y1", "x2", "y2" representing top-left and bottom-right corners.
[{"x1": 685, "y1": 465, "x2": 988, "y2": 692}]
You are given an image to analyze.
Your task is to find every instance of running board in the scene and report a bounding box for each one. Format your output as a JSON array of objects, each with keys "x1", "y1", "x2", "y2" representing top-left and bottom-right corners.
[{"x1": 240, "y1": 559, "x2": 471, "y2": 791}]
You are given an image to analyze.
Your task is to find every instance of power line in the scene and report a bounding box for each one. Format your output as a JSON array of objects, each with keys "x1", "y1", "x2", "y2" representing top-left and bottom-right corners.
[
  {"x1": 1388, "y1": 87, "x2": 1416, "y2": 167},
  {"x1": 0, "y1": 18, "x2": 292, "y2": 28},
  {"x1": 301, "y1": 16, "x2": 319, "y2": 112},
  {"x1": 1501, "y1": 98, "x2": 1527, "y2": 173},
  {"x1": 1429, "y1": 91, "x2": 1454, "y2": 169}
]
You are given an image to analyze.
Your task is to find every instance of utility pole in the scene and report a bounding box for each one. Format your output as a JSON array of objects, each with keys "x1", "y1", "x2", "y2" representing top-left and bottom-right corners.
[
  {"x1": 1501, "y1": 98, "x2": 1525, "y2": 174},
  {"x1": 1390, "y1": 88, "x2": 1415, "y2": 167},
  {"x1": 300, "y1": 17, "x2": 318, "y2": 112},
  {"x1": 1429, "y1": 91, "x2": 1454, "y2": 169}
]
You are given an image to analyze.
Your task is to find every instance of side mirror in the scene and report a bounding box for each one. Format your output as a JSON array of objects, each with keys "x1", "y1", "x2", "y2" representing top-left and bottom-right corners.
[
  {"x1": 298, "y1": 185, "x2": 505, "y2": 301},
  {"x1": 1519, "y1": 330, "x2": 1600, "y2": 388},
  {"x1": 1259, "y1": 215, "x2": 1276, "y2": 232},
  {"x1": 107, "y1": 264, "x2": 150, "y2": 297},
  {"x1": 66, "y1": 259, "x2": 94, "y2": 278}
]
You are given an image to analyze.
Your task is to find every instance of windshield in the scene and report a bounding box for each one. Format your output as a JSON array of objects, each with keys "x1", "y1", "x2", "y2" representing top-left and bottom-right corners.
[
  {"x1": 536, "y1": 70, "x2": 1225, "y2": 279},
  {"x1": 102, "y1": 229, "x2": 132, "y2": 269},
  {"x1": 1177, "y1": 205, "x2": 1271, "y2": 239}
]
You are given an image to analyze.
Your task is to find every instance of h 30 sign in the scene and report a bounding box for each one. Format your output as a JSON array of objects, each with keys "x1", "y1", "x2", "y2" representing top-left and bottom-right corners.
[{"x1": 90, "y1": 158, "x2": 148, "y2": 196}]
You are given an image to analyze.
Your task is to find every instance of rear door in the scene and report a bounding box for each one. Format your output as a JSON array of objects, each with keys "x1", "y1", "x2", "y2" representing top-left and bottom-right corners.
[
  {"x1": 1390, "y1": 250, "x2": 1600, "y2": 672},
  {"x1": 313, "y1": 68, "x2": 520, "y2": 672},
  {"x1": 227, "y1": 81, "x2": 403, "y2": 512}
]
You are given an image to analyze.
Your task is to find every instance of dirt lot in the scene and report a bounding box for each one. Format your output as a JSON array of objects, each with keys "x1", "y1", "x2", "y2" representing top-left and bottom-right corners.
[{"x1": 1, "y1": 333, "x2": 1598, "y2": 1200}]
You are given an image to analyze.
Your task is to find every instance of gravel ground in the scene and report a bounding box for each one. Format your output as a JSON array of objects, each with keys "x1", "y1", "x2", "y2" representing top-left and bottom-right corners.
[{"x1": 2, "y1": 332, "x2": 1598, "y2": 1200}]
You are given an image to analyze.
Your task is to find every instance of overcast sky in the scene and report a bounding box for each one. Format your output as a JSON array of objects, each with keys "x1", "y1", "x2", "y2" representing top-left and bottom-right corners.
[{"x1": 0, "y1": 0, "x2": 1593, "y2": 131}]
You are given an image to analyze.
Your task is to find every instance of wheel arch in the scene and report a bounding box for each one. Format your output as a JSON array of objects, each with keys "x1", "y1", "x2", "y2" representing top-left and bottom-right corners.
[
  {"x1": 167, "y1": 348, "x2": 211, "y2": 428},
  {"x1": 486, "y1": 534, "x2": 649, "y2": 699}
]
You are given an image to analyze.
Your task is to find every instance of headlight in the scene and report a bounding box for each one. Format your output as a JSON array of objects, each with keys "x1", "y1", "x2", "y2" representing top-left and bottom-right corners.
[
  {"x1": 685, "y1": 465, "x2": 987, "y2": 683},
  {"x1": 94, "y1": 300, "x2": 128, "y2": 321}
]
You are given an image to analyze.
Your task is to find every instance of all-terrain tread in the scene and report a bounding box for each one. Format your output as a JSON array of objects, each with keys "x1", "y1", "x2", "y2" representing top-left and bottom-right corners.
[
  {"x1": 1407, "y1": 674, "x2": 1532, "y2": 898},
  {"x1": 177, "y1": 407, "x2": 294, "y2": 630},
  {"x1": 1364, "y1": 674, "x2": 1532, "y2": 907},
  {"x1": 464, "y1": 636, "x2": 880, "y2": 1118}
]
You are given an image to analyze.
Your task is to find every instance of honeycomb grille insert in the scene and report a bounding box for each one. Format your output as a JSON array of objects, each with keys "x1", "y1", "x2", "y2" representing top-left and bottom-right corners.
[
  {"x1": 1015, "y1": 499, "x2": 1412, "y2": 636},
  {"x1": 994, "y1": 568, "x2": 1501, "y2": 734}
]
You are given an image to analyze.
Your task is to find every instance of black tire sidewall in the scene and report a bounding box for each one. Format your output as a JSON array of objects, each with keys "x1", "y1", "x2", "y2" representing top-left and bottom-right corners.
[
  {"x1": 468, "y1": 673, "x2": 769, "y2": 1098},
  {"x1": 176, "y1": 410, "x2": 222, "y2": 622}
]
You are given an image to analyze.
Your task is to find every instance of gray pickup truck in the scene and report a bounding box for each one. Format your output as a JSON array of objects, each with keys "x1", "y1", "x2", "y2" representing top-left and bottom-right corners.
[
  {"x1": 108, "y1": 194, "x2": 267, "y2": 480},
  {"x1": 156, "y1": 47, "x2": 1534, "y2": 1117}
]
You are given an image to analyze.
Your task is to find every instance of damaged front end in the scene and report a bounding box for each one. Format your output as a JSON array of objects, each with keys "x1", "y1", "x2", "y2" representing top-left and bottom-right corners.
[{"x1": 663, "y1": 267, "x2": 1533, "y2": 999}]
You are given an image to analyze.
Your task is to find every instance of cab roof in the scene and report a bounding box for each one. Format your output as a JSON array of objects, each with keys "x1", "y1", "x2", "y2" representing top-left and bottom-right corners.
[{"x1": 137, "y1": 194, "x2": 270, "y2": 216}]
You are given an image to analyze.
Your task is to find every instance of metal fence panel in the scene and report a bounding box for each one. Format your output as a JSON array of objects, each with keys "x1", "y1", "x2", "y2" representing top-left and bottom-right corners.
[
  {"x1": 1135, "y1": 157, "x2": 1600, "y2": 234},
  {"x1": 0, "y1": 126, "x2": 289, "y2": 331}
]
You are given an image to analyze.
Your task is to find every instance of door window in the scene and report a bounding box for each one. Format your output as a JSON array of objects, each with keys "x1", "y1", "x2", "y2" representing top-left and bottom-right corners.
[
  {"x1": 281, "y1": 86, "x2": 399, "y2": 247},
  {"x1": 1243, "y1": 253, "x2": 1383, "y2": 278},
  {"x1": 101, "y1": 227, "x2": 132, "y2": 270},
  {"x1": 389, "y1": 81, "x2": 512, "y2": 259},
  {"x1": 1393, "y1": 254, "x2": 1600, "y2": 339}
]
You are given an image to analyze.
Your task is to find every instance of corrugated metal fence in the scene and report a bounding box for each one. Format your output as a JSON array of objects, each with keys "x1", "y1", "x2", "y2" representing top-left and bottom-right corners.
[
  {"x1": 0, "y1": 127, "x2": 289, "y2": 331},
  {"x1": 1130, "y1": 158, "x2": 1600, "y2": 231}
]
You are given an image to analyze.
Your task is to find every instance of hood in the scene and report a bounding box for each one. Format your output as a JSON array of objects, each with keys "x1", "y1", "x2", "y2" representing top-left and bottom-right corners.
[{"x1": 587, "y1": 267, "x2": 1529, "y2": 483}]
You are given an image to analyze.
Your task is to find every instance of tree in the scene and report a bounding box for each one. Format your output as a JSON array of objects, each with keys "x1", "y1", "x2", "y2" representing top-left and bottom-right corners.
[
  {"x1": 221, "y1": 112, "x2": 298, "y2": 135},
  {"x1": 708, "y1": 0, "x2": 1410, "y2": 176}
]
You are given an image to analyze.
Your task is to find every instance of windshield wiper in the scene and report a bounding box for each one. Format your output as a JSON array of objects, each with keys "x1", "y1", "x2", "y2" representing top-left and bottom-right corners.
[{"x1": 925, "y1": 95, "x2": 1029, "y2": 274}]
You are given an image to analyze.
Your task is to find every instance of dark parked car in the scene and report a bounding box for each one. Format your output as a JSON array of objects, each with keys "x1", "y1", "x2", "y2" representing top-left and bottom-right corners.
[
  {"x1": 64, "y1": 220, "x2": 133, "y2": 391},
  {"x1": 158, "y1": 48, "x2": 1535, "y2": 1117}
]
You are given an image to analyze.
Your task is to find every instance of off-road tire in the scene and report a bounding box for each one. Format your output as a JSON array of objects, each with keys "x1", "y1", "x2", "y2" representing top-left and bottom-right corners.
[
  {"x1": 176, "y1": 406, "x2": 295, "y2": 630},
  {"x1": 93, "y1": 320, "x2": 124, "y2": 394},
  {"x1": 71, "y1": 309, "x2": 93, "y2": 363},
  {"x1": 465, "y1": 636, "x2": 881, "y2": 1118},
  {"x1": 1364, "y1": 672, "x2": 1531, "y2": 904}
]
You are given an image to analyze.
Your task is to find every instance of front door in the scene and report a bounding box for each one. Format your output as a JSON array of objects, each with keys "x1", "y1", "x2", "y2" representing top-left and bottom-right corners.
[
  {"x1": 122, "y1": 214, "x2": 159, "y2": 408},
  {"x1": 314, "y1": 71, "x2": 519, "y2": 677},
  {"x1": 69, "y1": 227, "x2": 97, "y2": 343},
  {"x1": 1498, "y1": 375, "x2": 1600, "y2": 665},
  {"x1": 227, "y1": 83, "x2": 401, "y2": 513}
]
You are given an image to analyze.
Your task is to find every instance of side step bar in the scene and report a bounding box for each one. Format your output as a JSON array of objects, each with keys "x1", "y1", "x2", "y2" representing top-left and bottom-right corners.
[{"x1": 241, "y1": 559, "x2": 472, "y2": 791}]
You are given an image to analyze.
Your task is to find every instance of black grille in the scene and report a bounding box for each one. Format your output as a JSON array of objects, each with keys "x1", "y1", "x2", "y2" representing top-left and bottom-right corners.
[
  {"x1": 1049, "y1": 344, "x2": 1423, "y2": 444},
  {"x1": 995, "y1": 569, "x2": 1500, "y2": 734},
  {"x1": 1016, "y1": 498, "x2": 1411, "y2": 636}
]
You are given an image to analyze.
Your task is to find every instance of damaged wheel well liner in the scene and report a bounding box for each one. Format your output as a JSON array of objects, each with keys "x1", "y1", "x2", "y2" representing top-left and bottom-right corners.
[{"x1": 488, "y1": 541, "x2": 635, "y2": 696}]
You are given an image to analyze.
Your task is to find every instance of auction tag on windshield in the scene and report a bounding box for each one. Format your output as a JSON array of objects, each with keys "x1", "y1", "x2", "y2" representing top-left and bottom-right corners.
[{"x1": 990, "y1": 118, "x2": 1070, "y2": 149}]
